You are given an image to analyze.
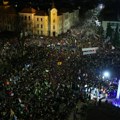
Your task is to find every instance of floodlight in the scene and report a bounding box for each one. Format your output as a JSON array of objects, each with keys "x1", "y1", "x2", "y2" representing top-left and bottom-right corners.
[
  {"x1": 103, "y1": 71, "x2": 110, "y2": 78},
  {"x1": 98, "y1": 4, "x2": 105, "y2": 10}
]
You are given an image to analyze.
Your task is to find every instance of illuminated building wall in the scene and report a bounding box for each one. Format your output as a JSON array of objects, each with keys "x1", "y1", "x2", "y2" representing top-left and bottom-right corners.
[
  {"x1": 69, "y1": 11, "x2": 74, "y2": 27},
  {"x1": 19, "y1": 8, "x2": 36, "y2": 35},
  {"x1": 50, "y1": 8, "x2": 58, "y2": 36},
  {"x1": 0, "y1": 1, "x2": 80, "y2": 37},
  {"x1": 74, "y1": 9, "x2": 79, "y2": 23},
  {"x1": 34, "y1": 12, "x2": 48, "y2": 36},
  {"x1": 62, "y1": 12, "x2": 70, "y2": 33},
  {"x1": 58, "y1": 15, "x2": 62, "y2": 35}
]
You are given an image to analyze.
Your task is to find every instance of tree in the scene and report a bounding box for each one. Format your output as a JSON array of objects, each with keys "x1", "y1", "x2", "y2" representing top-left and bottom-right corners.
[
  {"x1": 106, "y1": 23, "x2": 113, "y2": 39},
  {"x1": 113, "y1": 24, "x2": 120, "y2": 47},
  {"x1": 97, "y1": 26, "x2": 104, "y2": 35}
]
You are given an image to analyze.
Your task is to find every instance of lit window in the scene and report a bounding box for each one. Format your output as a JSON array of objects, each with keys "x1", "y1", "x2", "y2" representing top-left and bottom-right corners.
[
  {"x1": 37, "y1": 24, "x2": 39, "y2": 28},
  {"x1": 53, "y1": 19, "x2": 55, "y2": 23},
  {"x1": 53, "y1": 25, "x2": 55, "y2": 29},
  {"x1": 41, "y1": 24, "x2": 43, "y2": 28},
  {"x1": 29, "y1": 16, "x2": 30, "y2": 20},
  {"x1": 41, "y1": 31, "x2": 43, "y2": 35}
]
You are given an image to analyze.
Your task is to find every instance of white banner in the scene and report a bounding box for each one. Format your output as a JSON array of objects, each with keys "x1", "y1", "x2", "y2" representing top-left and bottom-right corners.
[{"x1": 82, "y1": 47, "x2": 98, "y2": 55}]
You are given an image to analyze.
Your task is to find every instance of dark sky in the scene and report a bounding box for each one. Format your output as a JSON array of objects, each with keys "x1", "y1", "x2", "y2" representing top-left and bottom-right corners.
[
  {"x1": 0, "y1": 0, "x2": 97, "y2": 5},
  {"x1": 0, "y1": 0, "x2": 119, "y2": 20},
  {"x1": 0, "y1": 0, "x2": 97, "y2": 10},
  {"x1": 0, "y1": 0, "x2": 99, "y2": 9}
]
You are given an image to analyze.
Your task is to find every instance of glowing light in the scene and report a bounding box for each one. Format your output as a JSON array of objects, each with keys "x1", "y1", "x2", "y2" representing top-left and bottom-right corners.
[
  {"x1": 57, "y1": 62, "x2": 62, "y2": 65},
  {"x1": 4, "y1": 81, "x2": 10, "y2": 85},
  {"x1": 103, "y1": 71, "x2": 110, "y2": 78},
  {"x1": 98, "y1": 4, "x2": 105, "y2": 10},
  {"x1": 116, "y1": 80, "x2": 120, "y2": 99},
  {"x1": 112, "y1": 80, "x2": 120, "y2": 108},
  {"x1": 15, "y1": 4, "x2": 18, "y2": 7},
  {"x1": 45, "y1": 69, "x2": 49, "y2": 72}
]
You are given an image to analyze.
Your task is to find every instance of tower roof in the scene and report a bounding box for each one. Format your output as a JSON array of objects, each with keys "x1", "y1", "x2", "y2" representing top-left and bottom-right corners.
[{"x1": 20, "y1": 7, "x2": 36, "y2": 13}]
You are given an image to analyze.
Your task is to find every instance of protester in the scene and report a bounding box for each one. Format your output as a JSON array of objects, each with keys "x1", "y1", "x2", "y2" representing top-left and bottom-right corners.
[{"x1": 0, "y1": 7, "x2": 120, "y2": 120}]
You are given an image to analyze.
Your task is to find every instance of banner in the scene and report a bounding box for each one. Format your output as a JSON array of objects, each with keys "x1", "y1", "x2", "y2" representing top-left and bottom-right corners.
[{"x1": 82, "y1": 47, "x2": 98, "y2": 55}]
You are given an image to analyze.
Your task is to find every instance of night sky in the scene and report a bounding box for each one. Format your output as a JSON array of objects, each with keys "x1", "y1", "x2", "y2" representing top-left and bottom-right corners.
[
  {"x1": 0, "y1": 0, "x2": 98, "y2": 6},
  {"x1": 0, "y1": 0, "x2": 99, "y2": 11},
  {"x1": 0, "y1": 0, "x2": 119, "y2": 9},
  {"x1": 0, "y1": 0, "x2": 120, "y2": 20}
]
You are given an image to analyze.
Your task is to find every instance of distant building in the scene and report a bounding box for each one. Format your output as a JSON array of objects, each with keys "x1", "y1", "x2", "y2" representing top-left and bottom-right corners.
[
  {"x1": 102, "y1": 21, "x2": 120, "y2": 37},
  {"x1": 102, "y1": 20, "x2": 120, "y2": 47},
  {"x1": 0, "y1": 0, "x2": 80, "y2": 37},
  {"x1": 0, "y1": 0, "x2": 17, "y2": 32}
]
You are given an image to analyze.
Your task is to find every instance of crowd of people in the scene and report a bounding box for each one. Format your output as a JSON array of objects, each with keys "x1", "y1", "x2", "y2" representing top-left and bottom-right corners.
[
  {"x1": 1, "y1": 35, "x2": 120, "y2": 120},
  {"x1": 0, "y1": 41, "x2": 85, "y2": 120},
  {"x1": 0, "y1": 6, "x2": 120, "y2": 120}
]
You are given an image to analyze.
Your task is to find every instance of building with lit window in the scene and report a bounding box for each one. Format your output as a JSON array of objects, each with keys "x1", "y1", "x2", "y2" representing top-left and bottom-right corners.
[{"x1": 0, "y1": 0, "x2": 80, "y2": 36}]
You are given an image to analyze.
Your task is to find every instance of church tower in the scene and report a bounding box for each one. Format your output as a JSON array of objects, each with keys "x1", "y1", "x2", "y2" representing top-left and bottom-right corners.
[{"x1": 50, "y1": 0, "x2": 58, "y2": 36}]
